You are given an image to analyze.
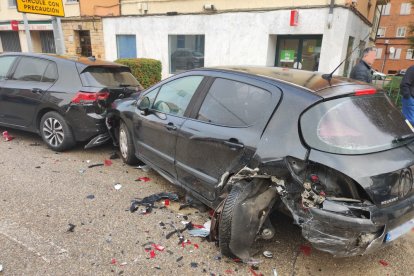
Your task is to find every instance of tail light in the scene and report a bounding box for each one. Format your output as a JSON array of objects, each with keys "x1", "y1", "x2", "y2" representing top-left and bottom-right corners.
[
  {"x1": 71, "y1": 91, "x2": 110, "y2": 104},
  {"x1": 354, "y1": 88, "x2": 376, "y2": 96}
]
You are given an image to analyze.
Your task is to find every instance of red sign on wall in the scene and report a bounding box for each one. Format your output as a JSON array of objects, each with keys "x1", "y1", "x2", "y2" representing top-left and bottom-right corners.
[
  {"x1": 11, "y1": 20, "x2": 19, "y2": 31},
  {"x1": 290, "y1": 10, "x2": 299, "y2": 26}
]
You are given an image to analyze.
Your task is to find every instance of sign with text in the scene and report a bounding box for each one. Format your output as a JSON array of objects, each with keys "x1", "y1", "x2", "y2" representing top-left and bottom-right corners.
[{"x1": 16, "y1": 0, "x2": 65, "y2": 17}]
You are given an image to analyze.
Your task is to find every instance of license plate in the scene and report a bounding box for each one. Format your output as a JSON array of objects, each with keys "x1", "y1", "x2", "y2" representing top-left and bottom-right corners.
[{"x1": 385, "y1": 218, "x2": 414, "y2": 243}]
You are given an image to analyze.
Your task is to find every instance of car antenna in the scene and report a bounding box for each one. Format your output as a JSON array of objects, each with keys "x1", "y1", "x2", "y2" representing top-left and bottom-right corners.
[{"x1": 322, "y1": 33, "x2": 370, "y2": 84}]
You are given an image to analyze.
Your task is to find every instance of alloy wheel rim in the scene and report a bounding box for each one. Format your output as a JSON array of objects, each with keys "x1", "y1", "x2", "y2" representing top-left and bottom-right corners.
[
  {"x1": 43, "y1": 118, "x2": 64, "y2": 147},
  {"x1": 119, "y1": 128, "x2": 128, "y2": 159}
]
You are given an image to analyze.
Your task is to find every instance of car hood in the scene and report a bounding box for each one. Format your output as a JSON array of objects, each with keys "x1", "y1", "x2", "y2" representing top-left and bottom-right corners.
[{"x1": 308, "y1": 143, "x2": 414, "y2": 205}]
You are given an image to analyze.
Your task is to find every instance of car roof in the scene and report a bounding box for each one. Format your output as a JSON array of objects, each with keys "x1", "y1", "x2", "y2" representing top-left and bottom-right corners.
[
  {"x1": 201, "y1": 66, "x2": 370, "y2": 94},
  {"x1": 0, "y1": 52, "x2": 127, "y2": 67}
]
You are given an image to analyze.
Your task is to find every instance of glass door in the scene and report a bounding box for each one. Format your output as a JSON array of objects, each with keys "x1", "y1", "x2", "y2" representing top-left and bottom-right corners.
[{"x1": 276, "y1": 35, "x2": 322, "y2": 71}]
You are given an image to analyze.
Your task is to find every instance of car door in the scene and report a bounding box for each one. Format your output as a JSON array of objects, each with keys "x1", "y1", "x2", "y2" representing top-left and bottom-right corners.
[
  {"x1": 133, "y1": 75, "x2": 205, "y2": 179},
  {"x1": 175, "y1": 76, "x2": 281, "y2": 201},
  {"x1": 0, "y1": 55, "x2": 19, "y2": 124},
  {"x1": 0, "y1": 56, "x2": 57, "y2": 127}
]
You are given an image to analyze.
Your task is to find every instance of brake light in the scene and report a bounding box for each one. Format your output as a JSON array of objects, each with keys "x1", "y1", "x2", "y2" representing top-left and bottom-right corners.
[
  {"x1": 354, "y1": 88, "x2": 376, "y2": 96},
  {"x1": 71, "y1": 91, "x2": 109, "y2": 104}
]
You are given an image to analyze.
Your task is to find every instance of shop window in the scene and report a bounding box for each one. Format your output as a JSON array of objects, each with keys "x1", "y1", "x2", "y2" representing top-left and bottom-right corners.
[
  {"x1": 169, "y1": 35, "x2": 205, "y2": 74},
  {"x1": 8, "y1": 0, "x2": 16, "y2": 8},
  {"x1": 400, "y1": 3, "x2": 411, "y2": 15},
  {"x1": 116, "y1": 35, "x2": 137, "y2": 59}
]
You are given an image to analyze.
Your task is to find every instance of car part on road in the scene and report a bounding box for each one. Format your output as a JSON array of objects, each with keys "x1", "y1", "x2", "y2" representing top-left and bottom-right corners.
[
  {"x1": 130, "y1": 192, "x2": 179, "y2": 213},
  {"x1": 40, "y1": 111, "x2": 75, "y2": 152},
  {"x1": 88, "y1": 163, "x2": 104, "y2": 168},
  {"x1": 67, "y1": 223, "x2": 76, "y2": 233},
  {"x1": 2, "y1": 131, "x2": 14, "y2": 141}
]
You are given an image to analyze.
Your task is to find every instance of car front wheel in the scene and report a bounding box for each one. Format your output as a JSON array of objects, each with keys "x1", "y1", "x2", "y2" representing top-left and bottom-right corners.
[
  {"x1": 40, "y1": 111, "x2": 75, "y2": 152},
  {"x1": 119, "y1": 122, "x2": 139, "y2": 165}
]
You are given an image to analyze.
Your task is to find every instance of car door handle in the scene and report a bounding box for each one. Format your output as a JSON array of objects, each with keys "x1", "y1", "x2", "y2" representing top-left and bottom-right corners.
[
  {"x1": 164, "y1": 122, "x2": 177, "y2": 131},
  {"x1": 31, "y1": 88, "x2": 44, "y2": 94},
  {"x1": 223, "y1": 139, "x2": 244, "y2": 149}
]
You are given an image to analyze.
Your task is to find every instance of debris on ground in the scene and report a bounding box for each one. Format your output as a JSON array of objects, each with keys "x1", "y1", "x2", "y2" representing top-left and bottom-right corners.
[
  {"x1": 135, "y1": 177, "x2": 151, "y2": 182},
  {"x1": 188, "y1": 228, "x2": 210, "y2": 237},
  {"x1": 86, "y1": 195, "x2": 95, "y2": 200},
  {"x1": 176, "y1": 256, "x2": 183, "y2": 262},
  {"x1": 29, "y1": 143, "x2": 41, "y2": 146},
  {"x1": 299, "y1": 245, "x2": 312, "y2": 256},
  {"x1": 379, "y1": 260, "x2": 389, "y2": 267},
  {"x1": 109, "y1": 152, "x2": 120, "y2": 159},
  {"x1": 263, "y1": 251, "x2": 273, "y2": 258},
  {"x1": 272, "y1": 268, "x2": 278, "y2": 276},
  {"x1": 111, "y1": 258, "x2": 117, "y2": 265},
  {"x1": 104, "y1": 159, "x2": 113, "y2": 166},
  {"x1": 130, "y1": 193, "x2": 179, "y2": 213},
  {"x1": 0, "y1": 263, "x2": 3, "y2": 272},
  {"x1": 67, "y1": 223, "x2": 76, "y2": 232},
  {"x1": 114, "y1": 184, "x2": 122, "y2": 190},
  {"x1": 88, "y1": 163, "x2": 104, "y2": 168},
  {"x1": 135, "y1": 165, "x2": 150, "y2": 172},
  {"x1": 79, "y1": 169, "x2": 86, "y2": 174},
  {"x1": 190, "y1": 262, "x2": 198, "y2": 268},
  {"x1": 150, "y1": 250, "x2": 156, "y2": 258},
  {"x1": 249, "y1": 266, "x2": 263, "y2": 276},
  {"x1": 2, "y1": 131, "x2": 14, "y2": 141}
]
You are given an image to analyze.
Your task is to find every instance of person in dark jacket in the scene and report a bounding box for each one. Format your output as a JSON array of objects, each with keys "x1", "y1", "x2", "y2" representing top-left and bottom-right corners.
[
  {"x1": 350, "y1": 47, "x2": 376, "y2": 83},
  {"x1": 400, "y1": 65, "x2": 414, "y2": 125}
]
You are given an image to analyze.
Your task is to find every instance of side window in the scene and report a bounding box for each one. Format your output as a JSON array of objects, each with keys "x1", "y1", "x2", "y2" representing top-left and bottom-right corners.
[
  {"x1": 12, "y1": 57, "x2": 49, "y2": 82},
  {"x1": 42, "y1": 62, "x2": 58, "y2": 83},
  {"x1": 153, "y1": 76, "x2": 203, "y2": 116},
  {"x1": 0, "y1": 56, "x2": 17, "y2": 80},
  {"x1": 197, "y1": 78, "x2": 272, "y2": 127}
]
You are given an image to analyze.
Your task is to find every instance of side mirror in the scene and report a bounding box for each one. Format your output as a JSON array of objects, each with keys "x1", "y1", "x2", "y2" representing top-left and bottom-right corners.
[{"x1": 138, "y1": 97, "x2": 151, "y2": 115}]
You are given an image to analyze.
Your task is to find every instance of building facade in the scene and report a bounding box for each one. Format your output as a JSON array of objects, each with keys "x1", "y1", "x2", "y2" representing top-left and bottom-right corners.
[
  {"x1": 373, "y1": 0, "x2": 414, "y2": 74},
  {"x1": 104, "y1": 0, "x2": 385, "y2": 78},
  {"x1": 0, "y1": 0, "x2": 80, "y2": 53},
  {"x1": 60, "y1": 0, "x2": 120, "y2": 59}
]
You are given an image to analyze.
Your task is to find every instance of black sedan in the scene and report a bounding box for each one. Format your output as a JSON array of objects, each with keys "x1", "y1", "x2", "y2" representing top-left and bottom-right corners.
[
  {"x1": 0, "y1": 53, "x2": 141, "y2": 151},
  {"x1": 108, "y1": 66, "x2": 414, "y2": 259}
]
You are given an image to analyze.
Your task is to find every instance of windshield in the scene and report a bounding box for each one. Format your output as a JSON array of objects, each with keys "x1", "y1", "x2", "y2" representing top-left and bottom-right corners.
[
  {"x1": 300, "y1": 93, "x2": 413, "y2": 154},
  {"x1": 80, "y1": 66, "x2": 139, "y2": 87}
]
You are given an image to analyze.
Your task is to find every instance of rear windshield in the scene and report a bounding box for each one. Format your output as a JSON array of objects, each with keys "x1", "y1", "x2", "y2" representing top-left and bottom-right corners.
[
  {"x1": 300, "y1": 93, "x2": 413, "y2": 154},
  {"x1": 80, "y1": 66, "x2": 139, "y2": 87}
]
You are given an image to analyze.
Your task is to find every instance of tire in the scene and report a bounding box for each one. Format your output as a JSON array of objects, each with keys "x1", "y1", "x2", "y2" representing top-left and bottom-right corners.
[
  {"x1": 219, "y1": 184, "x2": 245, "y2": 257},
  {"x1": 119, "y1": 121, "x2": 139, "y2": 165},
  {"x1": 40, "y1": 111, "x2": 75, "y2": 152}
]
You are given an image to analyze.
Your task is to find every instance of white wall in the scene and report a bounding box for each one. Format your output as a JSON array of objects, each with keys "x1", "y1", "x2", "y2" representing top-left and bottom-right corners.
[{"x1": 103, "y1": 7, "x2": 371, "y2": 78}]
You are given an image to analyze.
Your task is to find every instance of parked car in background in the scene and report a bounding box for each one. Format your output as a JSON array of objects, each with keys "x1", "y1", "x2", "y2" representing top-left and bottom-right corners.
[
  {"x1": 108, "y1": 66, "x2": 414, "y2": 259},
  {"x1": 0, "y1": 53, "x2": 141, "y2": 151},
  {"x1": 171, "y1": 49, "x2": 204, "y2": 71},
  {"x1": 397, "y1": 69, "x2": 407, "y2": 76},
  {"x1": 372, "y1": 69, "x2": 386, "y2": 80}
]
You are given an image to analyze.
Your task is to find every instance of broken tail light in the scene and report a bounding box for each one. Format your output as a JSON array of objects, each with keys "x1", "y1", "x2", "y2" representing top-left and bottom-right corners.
[{"x1": 71, "y1": 91, "x2": 110, "y2": 104}]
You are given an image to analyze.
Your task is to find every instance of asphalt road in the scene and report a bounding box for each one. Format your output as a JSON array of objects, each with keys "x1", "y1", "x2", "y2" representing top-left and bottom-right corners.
[{"x1": 0, "y1": 128, "x2": 414, "y2": 276}]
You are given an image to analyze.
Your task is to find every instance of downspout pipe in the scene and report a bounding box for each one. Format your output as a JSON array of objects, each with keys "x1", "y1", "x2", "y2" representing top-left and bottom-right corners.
[{"x1": 327, "y1": 0, "x2": 335, "y2": 29}]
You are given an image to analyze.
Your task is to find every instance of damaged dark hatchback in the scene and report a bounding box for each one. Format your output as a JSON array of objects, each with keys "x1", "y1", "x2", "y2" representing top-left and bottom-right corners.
[
  {"x1": 0, "y1": 53, "x2": 140, "y2": 151},
  {"x1": 108, "y1": 66, "x2": 414, "y2": 259}
]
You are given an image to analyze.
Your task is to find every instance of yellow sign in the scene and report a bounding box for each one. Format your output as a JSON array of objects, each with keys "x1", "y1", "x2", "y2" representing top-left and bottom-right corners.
[{"x1": 16, "y1": 0, "x2": 65, "y2": 17}]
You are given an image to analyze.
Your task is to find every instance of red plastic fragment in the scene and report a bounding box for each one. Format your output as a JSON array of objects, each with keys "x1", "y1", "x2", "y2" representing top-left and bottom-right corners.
[
  {"x1": 225, "y1": 269, "x2": 234, "y2": 274},
  {"x1": 2, "y1": 131, "x2": 14, "y2": 141},
  {"x1": 208, "y1": 209, "x2": 215, "y2": 217},
  {"x1": 379, "y1": 260, "x2": 389, "y2": 267},
  {"x1": 249, "y1": 267, "x2": 263, "y2": 276},
  {"x1": 150, "y1": 250, "x2": 156, "y2": 258},
  {"x1": 232, "y1": 258, "x2": 242, "y2": 263},
  {"x1": 192, "y1": 224, "x2": 204, "y2": 229},
  {"x1": 104, "y1": 159, "x2": 112, "y2": 166},
  {"x1": 300, "y1": 245, "x2": 312, "y2": 256},
  {"x1": 181, "y1": 240, "x2": 192, "y2": 248},
  {"x1": 110, "y1": 258, "x2": 117, "y2": 265},
  {"x1": 164, "y1": 199, "x2": 170, "y2": 206},
  {"x1": 193, "y1": 243, "x2": 199, "y2": 249},
  {"x1": 152, "y1": 244, "x2": 165, "y2": 251},
  {"x1": 136, "y1": 177, "x2": 151, "y2": 182}
]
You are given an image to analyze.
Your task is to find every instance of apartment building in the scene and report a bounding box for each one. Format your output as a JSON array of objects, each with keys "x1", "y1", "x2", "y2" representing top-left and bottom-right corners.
[
  {"x1": 373, "y1": 0, "x2": 414, "y2": 74},
  {"x1": 0, "y1": 0, "x2": 79, "y2": 53},
  {"x1": 103, "y1": 0, "x2": 386, "y2": 78}
]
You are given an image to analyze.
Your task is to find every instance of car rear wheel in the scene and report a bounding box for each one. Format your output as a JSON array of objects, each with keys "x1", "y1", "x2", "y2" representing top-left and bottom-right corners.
[
  {"x1": 40, "y1": 111, "x2": 75, "y2": 152},
  {"x1": 119, "y1": 122, "x2": 139, "y2": 165},
  {"x1": 219, "y1": 184, "x2": 245, "y2": 257}
]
